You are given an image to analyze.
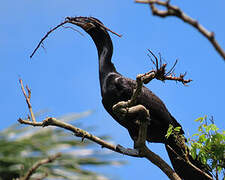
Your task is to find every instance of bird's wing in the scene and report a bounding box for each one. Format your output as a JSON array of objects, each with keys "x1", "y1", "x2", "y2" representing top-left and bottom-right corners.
[{"x1": 115, "y1": 76, "x2": 183, "y2": 131}]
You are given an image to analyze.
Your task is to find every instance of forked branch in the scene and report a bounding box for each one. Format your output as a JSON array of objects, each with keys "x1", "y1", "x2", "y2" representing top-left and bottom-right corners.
[
  {"x1": 18, "y1": 78, "x2": 181, "y2": 180},
  {"x1": 135, "y1": 0, "x2": 225, "y2": 61},
  {"x1": 141, "y1": 50, "x2": 192, "y2": 85}
]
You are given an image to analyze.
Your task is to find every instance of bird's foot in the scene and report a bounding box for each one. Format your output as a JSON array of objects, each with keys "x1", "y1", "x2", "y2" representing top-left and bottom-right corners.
[
  {"x1": 116, "y1": 144, "x2": 139, "y2": 156},
  {"x1": 112, "y1": 101, "x2": 129, "y2": 118}
]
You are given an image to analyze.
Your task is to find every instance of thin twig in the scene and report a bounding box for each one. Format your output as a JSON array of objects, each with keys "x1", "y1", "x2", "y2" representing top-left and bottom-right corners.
[
  {"x1": 143, "y1": 51, "x2": 192, "y2": 85},
  {"x1": 30, "y1": 16, "x2": 122, "y2": 58},
  {"x1": 62, "y1": 25, "x2": 84, "y2": 36},
  {"x1": 21, "y1": 153, "x2": 61, "y2": 180},
  {"x1": 30, "y1": 20, "x2": 69, "y2": 58},
  {"x1": 166, "y1": 145, "x2": 213, "y2": 180},
  {"x1": 136, "y1": 0, "x2": 225, "y2": 61},
  {"x1": 148, "y1": 49, "x2": 159, "y2": 70},
  {"x1": 19, "y1": 79, "x2": 36, "y2": 122},
  {"x1": 166, "y1": 59, "x2": 178, "y2": 76},
  {"x1": 89, "y1": 17, "x2": 122, "y2": 37}
]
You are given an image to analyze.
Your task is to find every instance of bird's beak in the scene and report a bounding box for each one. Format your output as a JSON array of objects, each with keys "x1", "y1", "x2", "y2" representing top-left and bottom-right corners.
[{"x1": 66, "y1": 17, "x2": 95, "y2": 31}]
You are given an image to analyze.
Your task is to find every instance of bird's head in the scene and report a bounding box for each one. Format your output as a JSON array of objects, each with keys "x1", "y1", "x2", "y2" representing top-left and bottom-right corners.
[{"x1": 66, "y1": 16, "x2": 107, "y2": 33}]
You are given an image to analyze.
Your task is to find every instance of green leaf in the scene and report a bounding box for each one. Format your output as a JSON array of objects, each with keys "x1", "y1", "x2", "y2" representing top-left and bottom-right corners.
[
  {"x1": 174, "y1": 126, "x2": 181, "y2": 133},
  {"x1": 195, "y1": 117, "x2": 204, "y2": 122},
  {"x1": 188, "y1": 116, "x2": 225, "y2": 178},
  {"x1": 165, "y1": 124, "x2": 174, "y2": 139}
]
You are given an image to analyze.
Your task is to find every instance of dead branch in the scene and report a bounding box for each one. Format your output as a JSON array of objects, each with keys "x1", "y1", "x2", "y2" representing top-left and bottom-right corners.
[
  {"x1": 18, "y1": 79, "x2": 140, "y2": 157},
  {"x1": 20, "y1": 153, "x2": 61, "y2": 180},
  {"x1": 141, "y1": 50, "x2": 192, "y2": 85},
  {"x1": 19, "y1": 79, "x2": 36, "y2": 122},
  {"x1": 30, "y1": 20, "x2": 69, "y2": 58},
  {"x1": 18, "y1": 116, "x2": 139, "y2": 157},
  {"x1": 18, "y1": 77, "x2": 181, "y2": 180},
  {"x1": 135, "y1": 0, "x2": 225, "y2": 61}
]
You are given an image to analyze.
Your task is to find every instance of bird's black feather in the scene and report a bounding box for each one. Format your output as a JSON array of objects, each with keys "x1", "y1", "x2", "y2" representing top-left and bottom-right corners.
[{"x1": 72, "y1": 16, "x2": 212, "y2": 180}]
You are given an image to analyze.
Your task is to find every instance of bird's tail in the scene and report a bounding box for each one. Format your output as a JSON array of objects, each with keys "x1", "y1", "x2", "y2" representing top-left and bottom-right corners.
[{"x1": 165, "y1": 135, "x2": 212, "y2": 180}]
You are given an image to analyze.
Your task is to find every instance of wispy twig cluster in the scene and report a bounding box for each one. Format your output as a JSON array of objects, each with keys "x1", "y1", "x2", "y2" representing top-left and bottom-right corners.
[{"x1": 140, "y1": 50, "x2": 192, "y2": 85}]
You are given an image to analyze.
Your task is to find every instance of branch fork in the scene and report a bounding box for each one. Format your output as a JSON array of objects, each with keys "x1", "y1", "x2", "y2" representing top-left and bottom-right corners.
[{"x1": 18, "y1": 71, "x2": 182, "y2": 180}]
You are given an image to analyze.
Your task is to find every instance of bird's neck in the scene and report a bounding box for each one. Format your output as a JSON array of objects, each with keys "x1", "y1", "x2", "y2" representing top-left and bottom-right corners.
[{"x1": 88, "y1": 28, "x2": 117, "y2": 88}]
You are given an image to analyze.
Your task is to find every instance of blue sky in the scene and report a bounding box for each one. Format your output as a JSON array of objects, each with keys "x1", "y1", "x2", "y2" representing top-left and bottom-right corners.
[{"x1": 1, "y1": 0, "x2": 225, "y2": 179}]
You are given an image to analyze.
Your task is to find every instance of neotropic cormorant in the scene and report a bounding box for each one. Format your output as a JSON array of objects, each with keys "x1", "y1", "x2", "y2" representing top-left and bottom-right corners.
[{"x1": 69, "y1": 16, "x2": 211, "y2": 180}]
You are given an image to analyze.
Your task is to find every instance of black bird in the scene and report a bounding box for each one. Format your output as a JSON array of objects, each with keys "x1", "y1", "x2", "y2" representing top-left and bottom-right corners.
[{"x1": 69, "y1": 16, "x2": 211, "y2": 180}]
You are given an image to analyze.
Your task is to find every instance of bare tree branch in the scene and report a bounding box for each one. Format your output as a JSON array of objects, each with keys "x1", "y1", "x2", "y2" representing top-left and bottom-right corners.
[
  {"x1": 135, "y1": 0, "x2": 225, "y2": 61},
  {"x1": 30, "y1": 20, "x2": 69, "y2": 58},
  {"x1": 20, "y1": 153, "x2": 61, "y2": 180},
  {"x1": 18, "y1": 77, "x2": 181, "y2": 180},
  {"x1": 19, "y1": 79, "x2": 36, "y2": 123},
  {"x1": 140, "y1": 50, "x2": 192, "y2": 85},
  {"x1": 18, "y1": 117, "x2": 138, "y2": 157}
]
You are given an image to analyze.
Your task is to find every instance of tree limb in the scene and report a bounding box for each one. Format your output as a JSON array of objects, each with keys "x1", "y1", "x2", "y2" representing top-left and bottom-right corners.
[
  {"x1": 18, "y1": 75, "x2": 182, "y2": 180},
  {"x1": 135, "y1": 0, "x2": 225, "y2": 61},
  {"x1": 20, "y1": 153, "x2": 61, "y2": 180},
  {"x1": 18, "y1": 117, "x2": 139, "y2": 157}
]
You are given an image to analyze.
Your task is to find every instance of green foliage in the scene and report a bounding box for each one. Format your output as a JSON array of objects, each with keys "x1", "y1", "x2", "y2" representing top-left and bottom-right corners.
[
  {"x1": 188, "y1": 116, "x2": 225, "y2": 179},
  {"x1": 165, "y1": 124, "x2": 182, "y2": 139},
  {"x1": 0, "y1": 111, "x2": 124, "y2": 180}
]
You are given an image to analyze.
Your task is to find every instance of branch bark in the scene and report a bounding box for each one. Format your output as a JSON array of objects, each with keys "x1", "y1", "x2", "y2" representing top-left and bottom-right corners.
[
  {"x1": 20, "y1": 153, "x2": 61, "y2": 180},
  {"x1": 18, "y1": 117, "x2": 139, "y2": 157},
  {"x1": 135, "y1": 0, "x2": 225, "y2": 62}
]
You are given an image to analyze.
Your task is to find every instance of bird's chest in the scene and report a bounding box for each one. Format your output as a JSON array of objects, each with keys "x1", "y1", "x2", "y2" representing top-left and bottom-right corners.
[
  {"x1": 101, "y1": 75, "x2": 133, "y2": 106},
  {"x1": 101, "y1": 87, "x2": 129, "y2": 110}
]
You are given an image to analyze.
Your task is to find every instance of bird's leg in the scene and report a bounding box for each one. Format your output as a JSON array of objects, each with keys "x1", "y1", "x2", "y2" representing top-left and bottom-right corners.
[
  {"x1": 113, "y1": 73, "x2": 151, "y2": 156},
  {"x1": 115, "y1": 104, "x2": 150, "y2": 156},
  {"x1": 129, "y1": 105, "x2": 150, "y2": 153}
]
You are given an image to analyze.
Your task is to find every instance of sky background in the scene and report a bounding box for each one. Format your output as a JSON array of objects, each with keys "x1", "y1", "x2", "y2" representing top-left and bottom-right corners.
[{"x1": 1, "y1": 0, "x2": 225, "y2": 179}]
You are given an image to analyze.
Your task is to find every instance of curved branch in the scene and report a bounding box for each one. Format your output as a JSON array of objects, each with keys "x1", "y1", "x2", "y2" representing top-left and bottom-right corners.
[
  {"x1": 18, "y1": 117, "x2": 137, "y2": 157},
  {"x1": 18, "y1": 78, "x2": 181, "y2": 180},
  {"x1": 20, "y1": 153, "x2": 61, "y2": 180},
  {"x1": 18, "y1": 117, "x2": 181, "y2": 180},
  {"x1": 135, "y1": 0, "x2": 225, "y2": 61}
]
